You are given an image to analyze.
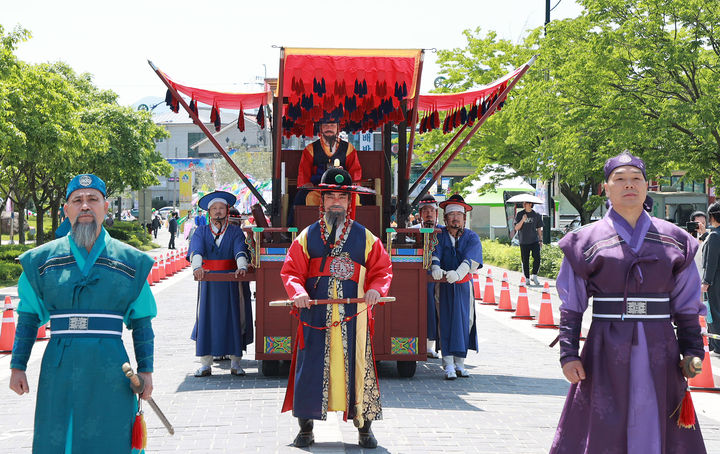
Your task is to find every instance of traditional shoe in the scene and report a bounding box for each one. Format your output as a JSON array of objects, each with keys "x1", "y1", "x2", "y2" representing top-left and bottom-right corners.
[
  {"x1": 194, "y1": 366, "x2": 211, "y2": 377},
  {"x1": 427, "y1": 350, "x2": 440, "y2": 359},
  {"x1": 455, "y1": 368, "x2": 470, "y2": 378},
  {"x1": 358, "y1": 421, "x2": 378, "y2": 449},
  {"x1": 444, "y1": 364, "x2": 457, "y2": 380},
  {"x1": 293, "y1": 419, "x2": 314, "y2": 447},
  {"x1": 230, "y1": 367, "x2": 246, "y2": 376}
]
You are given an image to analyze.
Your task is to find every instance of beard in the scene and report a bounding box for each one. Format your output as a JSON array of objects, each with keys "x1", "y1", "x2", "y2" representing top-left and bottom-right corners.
[
  {"x1": 422, "y1": 220, "x2": 435, "y2": 228},
  {"x1": 323, "y1": 132, "x2": 337, "y2": 148},
  {"x1": 72, "y1": 213, "x2": 98, "y2": 250},
  {"x1": 325, "y1": 207, "x2": 346, "y2": 229}
]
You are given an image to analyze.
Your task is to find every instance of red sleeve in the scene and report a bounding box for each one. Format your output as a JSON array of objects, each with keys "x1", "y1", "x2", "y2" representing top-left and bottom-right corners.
[
  {"x1": 280, "y1": 237, "x2": 310, "y2": 299},
  {"x1": 364, "y1": 238, "x2": 393, "y2": 296},
  {"x1": 345, "y1": 144, "x2": 362, "y2": 182},
  {"x1": 296, "y1": 145, "x2": 314, "y2": 187}
]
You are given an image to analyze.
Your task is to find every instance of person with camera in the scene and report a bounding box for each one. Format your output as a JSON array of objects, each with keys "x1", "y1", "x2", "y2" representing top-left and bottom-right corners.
[{"x1": 701, "y1": 203, "x2": 720, "y2": 354}]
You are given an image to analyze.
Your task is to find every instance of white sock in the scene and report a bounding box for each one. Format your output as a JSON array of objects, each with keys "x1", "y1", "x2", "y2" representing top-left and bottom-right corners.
[
  {"x1": 442, "y1": 355, "x2": 454, "y2": 368},
  {"x1": 454, "y1": 357, "x2": 465, "y2": 370},
  {"x1": 200, "y1": 355, "x2": 213, "y2": 367},
  {"x1": 427, "y1": 339, "x2": 436, "y2": 352}
]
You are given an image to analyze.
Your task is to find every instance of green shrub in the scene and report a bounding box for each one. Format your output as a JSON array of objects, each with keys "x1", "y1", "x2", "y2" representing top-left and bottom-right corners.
[
  {"x1": 126, "y1": 238, "x2": 143, "y2": 248},
  {"x1": 480, "y1": 240, "x2": 564, "y2": 279},
  {"x1": 0, "y1": 244, "x2": 34, "y2": 262},
  {"x1": 0, "y1": 262, "x2": 23, "y2": 281}
]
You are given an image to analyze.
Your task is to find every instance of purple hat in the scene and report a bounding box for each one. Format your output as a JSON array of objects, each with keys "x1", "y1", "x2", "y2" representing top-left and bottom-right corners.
[{"x1": 604, "y1": 151, "x2": 646, "y2": 181}]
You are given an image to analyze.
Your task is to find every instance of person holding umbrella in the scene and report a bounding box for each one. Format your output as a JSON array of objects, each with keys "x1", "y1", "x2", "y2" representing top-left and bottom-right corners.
[{"x1": 511, "y1": 194, "x2": 544, "y2": 286}]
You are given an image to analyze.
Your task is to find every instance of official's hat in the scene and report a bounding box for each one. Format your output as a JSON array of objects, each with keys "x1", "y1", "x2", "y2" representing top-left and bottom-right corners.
[
  {"x1": 66, "y1": 174, "x2": 106, "y2": 200},
  {"x1": 604, "y1": 151, "x2": 646, "y2": 181},
  {"x1": 439, "y1": 194, "x2": 472, "y2": 213},
  {"x1": 316, "y1": 168, "x2": 375, "y2": 195},
  {"x1": 198, "y1": 191, "x2": 236, "y2": 211}
]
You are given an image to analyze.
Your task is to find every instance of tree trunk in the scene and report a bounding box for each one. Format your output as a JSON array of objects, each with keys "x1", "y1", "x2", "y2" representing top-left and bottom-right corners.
[
  {"x1": 35, "y1": 206, "x2": 46, "y2": 245},
  {"x1": 16, "y1": 201, "x2": 26, "y2": 244},
  {"x1": 559, "y1": 181, "x2": 601, "y2": 226},
  {"x1": 50, "y1": 198, "x2": 61, "y2": 234}
]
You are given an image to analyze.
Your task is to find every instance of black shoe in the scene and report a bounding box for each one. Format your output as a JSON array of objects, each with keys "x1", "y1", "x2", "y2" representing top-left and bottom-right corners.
[
  {"x1": 293, "y1": 418, "x2": 314, "y2": 447},
  {"x1": 358, "y1": 420, "x2": 377, "y2": 449}
]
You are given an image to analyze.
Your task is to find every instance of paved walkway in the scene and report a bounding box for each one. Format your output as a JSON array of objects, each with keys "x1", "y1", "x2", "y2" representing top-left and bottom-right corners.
[{"x1": 1, "y1": 230, "x2": 719, "y2": 452}]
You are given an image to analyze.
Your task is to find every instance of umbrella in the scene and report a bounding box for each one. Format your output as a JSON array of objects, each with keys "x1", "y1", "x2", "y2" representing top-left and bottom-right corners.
[{"x1": 505, "y1": 193, "x2": 545, "y2": 204}]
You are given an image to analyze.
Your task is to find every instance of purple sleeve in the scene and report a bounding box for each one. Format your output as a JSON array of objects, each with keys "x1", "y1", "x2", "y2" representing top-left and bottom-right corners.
[
  {"x1": 670, "y1": 259, "x2": 706, "y2": 316},
  {"x1": 557, "y1": 258, "x2": 589, "y2": 313}
]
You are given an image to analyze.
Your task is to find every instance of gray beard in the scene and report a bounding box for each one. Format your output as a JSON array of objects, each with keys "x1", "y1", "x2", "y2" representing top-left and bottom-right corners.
[
  {"x1": 72, "y1": 218, "x2": 98, "y2": 250},
  {"x1": 423, "y1": 221, "x2": 435, "y2": 228},
  {"x1": 325, "y1": 210, "x2": 346, "y2": 231}
]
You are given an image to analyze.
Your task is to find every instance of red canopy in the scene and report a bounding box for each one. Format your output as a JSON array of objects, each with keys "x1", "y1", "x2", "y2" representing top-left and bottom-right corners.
[
  {"x1": 160, "y1": 70, "x2": 271, "y2": 109},
  {"x1": 415, "y1": 64, "x2": 525, "y2": 112},
  {"x1": 280, "y1": 48, "x2": 423, "y2": 136}
]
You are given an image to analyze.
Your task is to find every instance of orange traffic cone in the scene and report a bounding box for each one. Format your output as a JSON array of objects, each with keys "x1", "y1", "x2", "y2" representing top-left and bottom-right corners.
[
  {"x1": 158, "y1": 254, "x2": 167, "y2": 280},
  {"x1": 37, "y1": 323, "x2": 50, "y2": 340},
  {"x1": 689, "y1": 315, "x2": 715, "y2": 389},
  {"x1": 534, "y1": 282, "x2": 558, "y2": 329},
  {"x1": 512, "y1": 276, "x2": 535, "y2": 320},
  {"x1": 0, "y1": 296, "x2": 16, "y2": 352},
  {"x1": 496, "y1": 272, "x2": 514, "y2": 312},
  {"x1": 150, "y1": 259, "x2": 159, "y2": 285},
  {"x1": 168, "y1": 250, "x2": 176, "y2": 276},
  {"x1": 472, "y1": 272, "x2": 483, "y2": 300},
  {"x1": 480, "y1": 268, "x2": 497, "y2": 305}
]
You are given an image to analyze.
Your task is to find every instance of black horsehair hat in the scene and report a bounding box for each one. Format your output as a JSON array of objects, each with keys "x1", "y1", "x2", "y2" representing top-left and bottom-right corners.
[
  {"x1": 316, "y1": 167, "x2": 375, "y2": 195},
  {"x1": 439, "y1": 194, "x2": 473, "y2": 212}
]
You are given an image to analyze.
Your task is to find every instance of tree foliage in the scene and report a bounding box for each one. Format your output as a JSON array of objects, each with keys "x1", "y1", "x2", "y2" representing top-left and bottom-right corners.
[
  {"x1": 0, "y1": 25, "x2": 170, "y2": 244},
  {"x1": 416, "y1": 0, "x2": 720, "y2": 224}
]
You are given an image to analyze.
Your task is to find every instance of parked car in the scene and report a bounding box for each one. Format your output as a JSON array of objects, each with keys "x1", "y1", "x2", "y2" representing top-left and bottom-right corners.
[{"x1": 157, "y1": 206, "x2": 176, "y2": 219}]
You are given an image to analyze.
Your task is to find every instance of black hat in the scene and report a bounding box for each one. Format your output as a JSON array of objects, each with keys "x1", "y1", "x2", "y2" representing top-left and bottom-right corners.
[
  {"x1": 439, "y1": 194, "x2": 473, "y2": 213},
  {"x1": 418, "y1": 193, "x2": 439, "y2": 210},
  {"x1": 316, "y1": 167, "x2": 375, "y2": 195}
]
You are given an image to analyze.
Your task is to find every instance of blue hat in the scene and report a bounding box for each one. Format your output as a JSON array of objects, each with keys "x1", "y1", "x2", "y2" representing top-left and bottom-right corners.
[
  {"x1": 604, "y1": 151, "x2": 646, "y2": 181},
  {"x1": 198, "y1": 191, "x2": 236, "y2": 210},
  {"x1": 66, "y1": 174, "x2": 106, "y2": 199}
]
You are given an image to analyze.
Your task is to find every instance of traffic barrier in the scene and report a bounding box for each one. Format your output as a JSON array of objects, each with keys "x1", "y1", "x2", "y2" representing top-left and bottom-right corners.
[
  {"x1": 480, "y1": 268, "x2": 497, "y2": 305},
  {"x1": 158, "y1": 254, "x2": 167, "y2": 280},
  {"x1": 0, "y1": 296, "x2": 16, "y2": 352},
  {"x1": 534, "y1": 282, "x2": 558, "y2": 329},
  {"x1": 512, "y1": 276, "x2": 535, "y2": 320},
  {"x1": 472, "y1": 272, "x2": 483, "y2": 300},
  {"x1": 689, "y1": 315, "x2": 715, "y2": 389},
  {"x1": 496, "y1": 272, "x2": 514, "y2": 312}
]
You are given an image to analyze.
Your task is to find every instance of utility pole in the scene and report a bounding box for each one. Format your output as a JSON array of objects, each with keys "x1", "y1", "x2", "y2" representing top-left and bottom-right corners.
[{"x1": 543, "y1": 0, "x2": 553, "y2": 244}]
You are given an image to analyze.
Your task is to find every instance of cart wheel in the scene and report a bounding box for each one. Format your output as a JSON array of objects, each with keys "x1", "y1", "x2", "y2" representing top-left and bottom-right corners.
[
  {"x1": 261, "y1": 360, "x2": 280, "y2": 377},
  {"x1": 396, "y1": 360, "x2": 416, "y2": 378}
]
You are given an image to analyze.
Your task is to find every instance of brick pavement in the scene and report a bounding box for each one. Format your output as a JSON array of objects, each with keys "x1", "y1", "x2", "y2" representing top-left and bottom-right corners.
[{"x1": 1, "y1": 233, "x2": 720, "y2": 452}]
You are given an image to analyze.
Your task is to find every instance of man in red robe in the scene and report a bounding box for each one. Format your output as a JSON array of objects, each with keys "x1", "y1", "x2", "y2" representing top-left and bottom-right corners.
[{"x1": 281, "y1": 167, "x2": 392, "y2": 449}]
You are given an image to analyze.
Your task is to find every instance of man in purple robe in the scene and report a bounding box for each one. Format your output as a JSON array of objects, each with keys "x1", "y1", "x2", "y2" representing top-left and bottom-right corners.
[{"x1": 551, "y1": 152, "x2": 707, "y2": 453}]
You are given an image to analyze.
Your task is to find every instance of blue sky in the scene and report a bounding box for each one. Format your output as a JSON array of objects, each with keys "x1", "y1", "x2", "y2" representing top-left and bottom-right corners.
[{"x1": 2, "y1": 0, "x2": 582, "y2": 105}]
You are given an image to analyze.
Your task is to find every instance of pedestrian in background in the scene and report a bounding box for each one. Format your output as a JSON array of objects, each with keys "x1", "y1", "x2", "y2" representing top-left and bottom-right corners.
[
  {"x1": 690, "y1": 210, "x2": 709, "y2": 273},
  {"x1": 513, "y1": 201, "x2": 543, "y2": 286},
  {"x1": 702, "y1": 202, "x2": 720, "y2": 354},
  {"x1": 168, "y1": 212, "x2": 178, "y2": 249}
]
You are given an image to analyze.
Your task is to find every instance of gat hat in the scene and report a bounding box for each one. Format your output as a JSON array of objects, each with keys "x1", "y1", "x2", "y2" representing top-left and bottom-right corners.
[
  {"x1": 198, "y1": 191, "x2": 237, "y2": 211},
  {"x1": 604, "y1": 151, "x2": 646, "y2": 181},
  {"x1": 439, "y1": 194, "x2": 472, "y2": 213},
  {"x1": 418, "y1": 193, "x2": 439, "y2": 210},
  {"x1": 66, "y1": 174, "x2": 106, "y2": 199},
  {"x1": 316, "y1": 167, "x2": 375, "y2": 195}
]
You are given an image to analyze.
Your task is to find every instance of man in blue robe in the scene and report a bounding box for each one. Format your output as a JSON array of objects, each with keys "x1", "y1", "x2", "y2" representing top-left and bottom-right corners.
[
  {"x1": 188, "y1": 191, "x2": 252, "y2": 377},
  {"x1": 9, "y1": 173, "x2": 157, "y2": 453},
  {"x1": 412, "y1": 193, "x2": 442, "y2": 358},
  {"x1": 431, "y1": 194, "x2": 482, "y2": 380}
]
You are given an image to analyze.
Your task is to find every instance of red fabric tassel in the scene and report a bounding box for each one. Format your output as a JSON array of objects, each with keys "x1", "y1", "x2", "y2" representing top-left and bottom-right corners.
[
  {"x1": 296, "y1": 315, "x2": 305, "y2": 350},
  {"x1": 131, "y1": 412, "x2": 147, "y2": 449},
  {"x1": 677, "y1": 389, "x2": 696, "y2": 429}
]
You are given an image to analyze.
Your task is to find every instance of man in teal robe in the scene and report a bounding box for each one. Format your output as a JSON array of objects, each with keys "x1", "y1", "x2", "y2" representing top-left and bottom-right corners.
[{"x1": 9, "y1": 174, "x2": 157, "y2": 453}]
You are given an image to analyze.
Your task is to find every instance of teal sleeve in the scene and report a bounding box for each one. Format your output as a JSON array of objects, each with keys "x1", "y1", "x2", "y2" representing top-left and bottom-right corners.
[
  {"x1": 10, "y1": 312, "x2": 40, "y2": 370},
  {"x1": 17, "y1": 273, "x2": 50, "y2": 325},
  {"x1": 130, "y1": 317, "x2": 154, "y2": 373},
  {"x1": 123, "y1": 282, "x2": 158, "y2": 328}
]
